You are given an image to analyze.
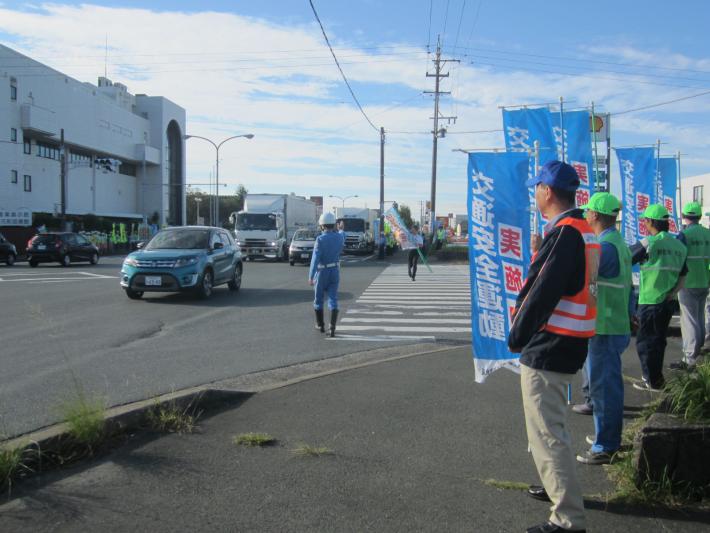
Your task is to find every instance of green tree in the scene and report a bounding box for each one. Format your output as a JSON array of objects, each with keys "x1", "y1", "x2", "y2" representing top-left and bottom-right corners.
[
  {"x1": 219, "y1": 185, "x2": 248, "y2": 228},
  {"x1": 397, "y1": 204, "x2": 414, "y2": 229}
]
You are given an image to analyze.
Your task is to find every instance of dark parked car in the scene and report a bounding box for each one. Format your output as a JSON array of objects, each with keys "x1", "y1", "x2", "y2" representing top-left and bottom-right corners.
[
  {"x1": 120, "y1": 226, "x2": 243, "y2": 299},
  {"x1": 0, "y1": 232, "x2": 17, "y2": 266},
  {"x1": 26, "y1": 232, "x2": 100, "y2": 267}
]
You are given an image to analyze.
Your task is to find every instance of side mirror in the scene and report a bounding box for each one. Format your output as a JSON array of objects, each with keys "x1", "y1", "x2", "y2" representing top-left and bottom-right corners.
[
  {"x1": 213, "y1": 241, "x2": 224, "y2": 250},
  {"x1": 136, "y1": 241, "x2": 145, "y2": 249},
  {"x1": 366, "y1": 222, "x2": 370, "y2": 230}
]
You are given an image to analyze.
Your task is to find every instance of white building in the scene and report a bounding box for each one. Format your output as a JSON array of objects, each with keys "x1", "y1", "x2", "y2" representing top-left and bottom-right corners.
[
  {"x1": 681, "y1": 172, "x2": 710, "y2": 218},
  {"x1": 0, "y1": 44, "x2": 186, "y2": 227}
]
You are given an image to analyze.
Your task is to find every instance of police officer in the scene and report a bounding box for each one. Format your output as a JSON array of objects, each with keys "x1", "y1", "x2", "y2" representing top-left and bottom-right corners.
[
  {"x1": 309, "y1": 212, "x2": 345, "y2": 337},
  {"x1": 671, "y1": 201, "x2": 710, "y2": 369},
  {"x1": 630, "y1": 204, "x2": 688, "y2": 391}
]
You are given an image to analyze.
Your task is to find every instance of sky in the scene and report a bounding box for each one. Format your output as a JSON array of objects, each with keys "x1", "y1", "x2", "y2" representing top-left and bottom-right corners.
[{"x1": 0, "y1": 0, "x2": 709, "y2": 219}]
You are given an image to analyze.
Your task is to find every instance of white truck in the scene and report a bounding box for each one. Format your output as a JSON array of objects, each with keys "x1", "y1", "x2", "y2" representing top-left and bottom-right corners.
[
  {"x1": 335, "y1": 207, "x2": 379, "y2": 254},
  {"x1": 230, "y1": 193, "x2": 317, "y2": 261}
]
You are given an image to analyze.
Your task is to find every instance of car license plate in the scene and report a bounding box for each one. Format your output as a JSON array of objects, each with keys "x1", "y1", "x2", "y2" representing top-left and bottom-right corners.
[
  {"x1": 145, "y1": 276, "x2": 162, "y2": 286},
  {"x1": 37, "y1": 244, "x2": 46, "y2": 250},
  {"x1": 303, "y1": 253, "x2": 310, "y2": 259}
]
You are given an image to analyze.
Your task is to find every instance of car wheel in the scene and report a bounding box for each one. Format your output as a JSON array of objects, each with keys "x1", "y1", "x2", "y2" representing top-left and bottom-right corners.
[
  {"x1": 197, "y1": 269, "x2": 213, "y2": 299},
  {"x1": 228, "y1": 264, "x2": 242, "y2": 291},
  {"x1": 29, "y1": 259, "x2": 38, "y2": 268},
  {"x1": 125, "y1": 288, "x2": 143, "y2": 300},
  {"x1": 61, "y1": 254, "x2": 71, "y2": 267},
  {"x1": 89, "y1": 252, "x2": 99, "y2": 265},
  {"x1": 6, "y1": 253, "x2": 15, "y2": 266}
]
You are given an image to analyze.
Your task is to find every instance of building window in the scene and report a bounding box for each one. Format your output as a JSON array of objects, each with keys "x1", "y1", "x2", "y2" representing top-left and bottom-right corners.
[
  {"x1": 11, "y1": 170, "x2": 17, "y2": 184},
  {"x1": 36, "y1": 141, "x2": 59, "y2": 160},
  {"x1": 693, "y1": 185, "x2": 704, "y2": 205},
  {"x1": 10, "y1": 128, "x2": 17, "y2": 142},
  {"x1": 70, "y1": 151, "x2": 92, "y2": 167},
  {"x1": 10, "y1": 78, "x2": 17, "y2": 101},
  {"x1": 23, "y1": 139, "x2": 31, "y2": 154},
  {"x1": 23, "y1": 175, "x2": 31, "y2": 192},
  {"x1": 119, "y1": 162, "x2": 137, "y2": 176}
]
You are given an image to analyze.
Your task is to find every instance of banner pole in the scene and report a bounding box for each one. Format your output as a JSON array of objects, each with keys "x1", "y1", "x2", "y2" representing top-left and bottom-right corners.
[
  {"x1": 591, "y1": 101, "x2": 600, "y2": 191},
  {"x1": 559, "y1": 96, "x2": 565, "y2": 162},
  {"x1": 533, "y1": 140, "x2": 540, "y2": 233},
  {"x1": 655, "y1": 139, "x2": 662, "y2": 204},
  {"x1": 677, "y1": 150, "x2": 682, "y2": 228},
  {"x1": 417, "y1": 247, "x2": 433, "y2": 273}
]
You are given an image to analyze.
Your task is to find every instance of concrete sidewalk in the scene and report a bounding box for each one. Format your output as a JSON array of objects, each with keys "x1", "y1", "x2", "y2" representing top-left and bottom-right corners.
[{"x1": 2, "y1": 341, "x2": 708, "y2": 532}]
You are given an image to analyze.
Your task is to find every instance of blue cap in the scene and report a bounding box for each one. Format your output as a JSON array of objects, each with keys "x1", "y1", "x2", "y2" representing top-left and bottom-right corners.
[{"x1": 525, "y1": 160, "x2": 580, "y2": 191}]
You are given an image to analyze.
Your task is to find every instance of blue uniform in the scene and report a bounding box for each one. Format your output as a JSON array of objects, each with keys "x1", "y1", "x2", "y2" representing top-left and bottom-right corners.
[{"x1": 309, "y1": 230, "x2": 345, "y2": 310}]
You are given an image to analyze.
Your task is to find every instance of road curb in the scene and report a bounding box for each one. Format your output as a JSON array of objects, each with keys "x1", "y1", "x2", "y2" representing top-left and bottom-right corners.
[{"x1": 3, "y1": 342, "x2": 465, "y2": 472}]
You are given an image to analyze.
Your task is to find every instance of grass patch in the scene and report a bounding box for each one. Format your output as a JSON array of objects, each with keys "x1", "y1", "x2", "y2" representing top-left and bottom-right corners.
[
  {"x1": 0, "y1": 440, "x2": 38, "y2": 494},
  {"x1": 62, "y1": 394, "x2": 105, "y2": 449},
  {"x1": 233, "y1": 432, "x2": 276, "y2": 447},
  {"x1": 292, "y1": 444, "x2": 333, "y2": 457},
  {"x1": 147, "y1": 402, "x2": 201, "y2": 434},
  {"x1": 665, "y1": 360, "x2": 710, "y2": 421},
  {"x1": 480, "y1": 478, "x2": 529, "y2": 491}
]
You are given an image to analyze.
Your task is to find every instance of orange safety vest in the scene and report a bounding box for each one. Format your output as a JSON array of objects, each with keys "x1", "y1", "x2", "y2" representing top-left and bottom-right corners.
[{"x1": 542, "y1": 217, "x2": 600, "y2": 338}]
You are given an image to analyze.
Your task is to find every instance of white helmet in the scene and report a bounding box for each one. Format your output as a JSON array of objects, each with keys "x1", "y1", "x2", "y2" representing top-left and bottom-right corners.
[{"x1": 319, "y1": 212, "x2": 336, "y2": 225}]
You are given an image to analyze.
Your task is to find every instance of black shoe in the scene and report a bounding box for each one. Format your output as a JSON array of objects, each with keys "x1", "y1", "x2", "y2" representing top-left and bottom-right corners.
[
  {"x1": 526, "y1": 521, "x2": 585, "y2": 533},
  {"x1": 670, "y1": 360, "x2": 694, "y2": 371},
  {"x1": 526, "y1": 485, "x2": 550, "y2": 502},
  {"x1": 329, "y1": 309, "x2": 339, "y2": 338},
  {"x1": 314, "y1": 309, "x2": 325, "y2": 333}
]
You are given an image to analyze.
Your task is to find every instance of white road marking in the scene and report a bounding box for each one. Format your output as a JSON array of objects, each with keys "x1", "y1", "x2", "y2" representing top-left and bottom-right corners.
[
  {"x1": 342, "y1": 317, "x2": 471, "y2": 324},
  {"x1": 364, "y1": 304, "x2": 470, "y2": 309},
  {"x1": 329, "y1": 334, "x2": 436, "y2": 342},
  {"x1": 338, "y1": 325, "x2": 470, "y2": 333}
]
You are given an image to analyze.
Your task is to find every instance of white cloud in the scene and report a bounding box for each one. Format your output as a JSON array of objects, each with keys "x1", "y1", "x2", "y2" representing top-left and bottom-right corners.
[{"x1": 1, "y1": 3, "x2": 709, "y2": 217}]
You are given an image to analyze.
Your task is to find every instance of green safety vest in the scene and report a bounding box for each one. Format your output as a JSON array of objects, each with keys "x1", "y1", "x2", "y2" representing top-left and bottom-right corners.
[
  {"x1": 681, "y1": 223, "x2": 710, "y2": 289},
  {"x1": 596, "y1": 230, "x2": 632, "y2": 335},
  {"x1": 639, "y1": 232, "x2": 687, "y2": 305}
]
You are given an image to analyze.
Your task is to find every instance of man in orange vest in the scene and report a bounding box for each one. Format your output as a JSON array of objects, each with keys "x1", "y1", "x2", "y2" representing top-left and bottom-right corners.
[{"x1": 509, "y1": 161, "x2": 599, "y2": 533}]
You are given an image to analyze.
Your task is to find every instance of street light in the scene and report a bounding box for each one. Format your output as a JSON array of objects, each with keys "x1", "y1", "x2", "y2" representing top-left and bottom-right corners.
[
  {"x1": 184, "y1": 133, "x2": 254, "y2": 227},
  {"x1": 328, "y1": 194, "x2": 359, "y2": 210},
  {"x1": 193, "y1": 196, "x2": 202, "y2": 225}
]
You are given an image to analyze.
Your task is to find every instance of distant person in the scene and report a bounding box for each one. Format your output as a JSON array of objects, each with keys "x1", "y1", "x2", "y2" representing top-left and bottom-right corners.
[
  {"x1": 671, "y1": 202, "x2": 710, "y2": 369},
  {"x1": 408, "y1": 224, "x2": 424, "y2": 281},
  {"x1": 508, "y1": 160, "x2": 598, "y2": 533},
  {"x1": 576, "y1": 193, "x2": 632, "y2": 465},
  {"x1": 630, "y1": 205, "x2": 687, "y2": 390},
  {"x1": 309, "y1": 213, "x2": 345, "y2": 337}
]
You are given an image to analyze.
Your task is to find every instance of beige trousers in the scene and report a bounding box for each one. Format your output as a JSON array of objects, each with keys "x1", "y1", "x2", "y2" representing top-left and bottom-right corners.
[{"x1": 521, "y1": 365, "x2": 586, "y2": 530}]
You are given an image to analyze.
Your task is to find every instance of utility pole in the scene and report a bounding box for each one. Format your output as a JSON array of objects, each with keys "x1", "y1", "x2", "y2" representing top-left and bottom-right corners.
[
  {"x1": 424, "y1": 36, "x2": 458, "y2": 245},
  {"x1": 60, "y1": 128, "x2": 67, "y2": 229},
  {"x1": 378, "y1": 127, "x2": 386, "y2": 260}
]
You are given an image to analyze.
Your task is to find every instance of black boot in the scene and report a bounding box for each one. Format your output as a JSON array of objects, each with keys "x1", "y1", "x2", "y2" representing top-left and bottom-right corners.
[
  {"x1": 315, "y1": 309, "x2": 325, "y2": 332},
  {"x1": 329, "y1": 309, "x2": 339, "y2": 337}
]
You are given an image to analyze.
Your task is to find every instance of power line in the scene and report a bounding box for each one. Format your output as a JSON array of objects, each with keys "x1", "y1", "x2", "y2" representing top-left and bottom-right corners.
[
  {"x1": 452, "y1": 0, "x2": 467, "y2": 55},
  {"x1": 611, "y1": 89, "x2": 710, "y2": 116},
  {"x1": 470, "y1": 59, "x2": 710, "y2": 90},
  {"x1": 442, "y1": 0, "x2": 452, "y2": 44},
  {"x1": 463, "y1": 1, "x2": 483, "y2": 51},
  {"x1": 427, "y1": 0, "x2": 433, "y2": 52},
  {"x1": 308, "y1": 0, "x2": 378, "y2": 132},
  {"x1": 449, "y1": 44, "x2": 710, "y2": 76}
]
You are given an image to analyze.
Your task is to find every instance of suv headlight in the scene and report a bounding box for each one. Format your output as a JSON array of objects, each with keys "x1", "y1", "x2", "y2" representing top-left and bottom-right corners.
[
  {"x1": 270, "y1": 241, "x2": 277, "y2": 247},
  {"x1": 123, "y1": 257, "x2": 139, "y2": 267},
  {"x1": 175, "y1": 256, "x2": 199, "y2": 268}
]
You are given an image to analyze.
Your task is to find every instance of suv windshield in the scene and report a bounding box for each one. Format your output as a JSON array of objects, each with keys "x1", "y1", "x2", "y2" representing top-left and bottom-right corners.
[
  {"x1": 338, "y1": 218, "x2": 365, "y2": 232},
  {"x1": 146, "y1": 229, "x2": 210, "y2": 250},
  {"x1": 293, "y1": 230, "x2": 318, "y2": 242},
  {"x1": 236, "y1": 213, "x2": 276, "y2": 231}
]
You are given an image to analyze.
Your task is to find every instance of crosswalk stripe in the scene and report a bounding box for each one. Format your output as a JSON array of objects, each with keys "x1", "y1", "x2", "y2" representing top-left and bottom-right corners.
[
  {"x1": 342, "y1": 317, "x2": 471, "y2": 324},
  {"x1": 338, "y1": 325, "x2": 470, "y2": 333},
  {"x1": 330, "y1": 334, "x2": 436, "y2": 342}
]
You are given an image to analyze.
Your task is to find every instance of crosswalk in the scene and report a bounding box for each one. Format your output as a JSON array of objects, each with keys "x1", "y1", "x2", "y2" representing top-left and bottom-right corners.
[{"x1": 335, "y1": 264, "x2": 471, "y2": 342}]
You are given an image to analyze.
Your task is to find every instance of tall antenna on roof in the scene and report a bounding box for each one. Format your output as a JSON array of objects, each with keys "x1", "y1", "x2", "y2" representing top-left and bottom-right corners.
[{"x1": 104, "y1": 34, "x2": 108, "y2": 79}]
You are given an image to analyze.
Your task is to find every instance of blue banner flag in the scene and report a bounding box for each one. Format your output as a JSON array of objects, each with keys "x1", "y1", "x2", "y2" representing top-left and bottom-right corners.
[
  {"x1": 658, "y1": 157, "x2": 680, "y2": 233},
  {"x1": 549, "y1": 110, "x2": 595, "y2": 206},
  {"x1": 614, "y1": 147, "x2": 656, "y2": 246},
  {"x1": 468, "y1": 151, "x2": 531, "y2": 382},
  {"x1": 502, "y1": 107, "x2": 557, "y2": 172}
]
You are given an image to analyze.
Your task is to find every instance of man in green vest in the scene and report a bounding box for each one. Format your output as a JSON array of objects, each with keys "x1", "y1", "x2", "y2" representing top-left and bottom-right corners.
[
  {"x1": 630, "y1": 204, "x2": 688, "y2": 391},
  {"x1": 576, "y1": 193, "x2": 633, "y2": 465},
  {"x1": 671, "y1": 202, "x2": 710, "y2": 369}
]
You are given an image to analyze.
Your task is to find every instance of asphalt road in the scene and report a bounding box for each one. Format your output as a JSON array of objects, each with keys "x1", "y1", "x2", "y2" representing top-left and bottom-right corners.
[{"x1": 1, "y1": 254, "x2": 394, "y2": 437}]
